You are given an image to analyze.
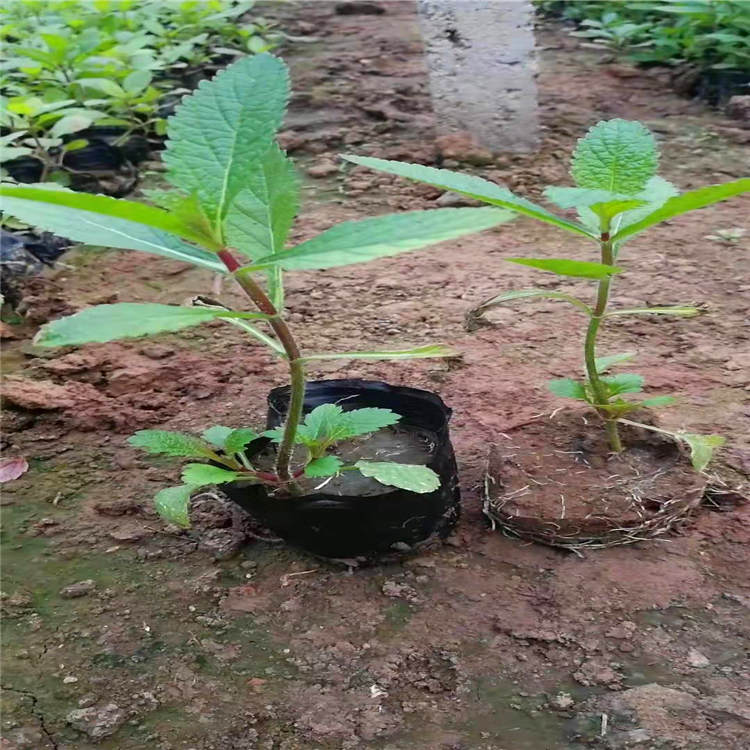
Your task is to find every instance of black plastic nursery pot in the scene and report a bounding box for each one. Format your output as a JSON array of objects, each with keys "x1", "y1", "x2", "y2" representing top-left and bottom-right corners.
[{"x1": 221, "y1": 379, "x2": 461, "y2": 561}]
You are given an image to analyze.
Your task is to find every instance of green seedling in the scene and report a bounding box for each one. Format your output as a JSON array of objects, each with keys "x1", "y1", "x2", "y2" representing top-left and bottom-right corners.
[
  {"x1": 345, "y1": 118, "x2": 749, "y2": 471},
  {"x1": 0, "y1": 53, "x2": 513, "y2": 527}
]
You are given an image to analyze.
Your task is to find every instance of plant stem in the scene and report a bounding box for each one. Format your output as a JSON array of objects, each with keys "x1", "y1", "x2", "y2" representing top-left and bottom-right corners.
[
  {"x1": 217, "y1": 250, "x2": 305, "y2": 482},
  {"x1": 584, "y1": 228, "x2": 623, "y2": 453}
]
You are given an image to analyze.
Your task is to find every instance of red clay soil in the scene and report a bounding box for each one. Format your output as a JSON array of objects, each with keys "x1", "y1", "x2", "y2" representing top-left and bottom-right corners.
[{"x1": 2, "y1": 2, "x2": 749, "y2": 749}]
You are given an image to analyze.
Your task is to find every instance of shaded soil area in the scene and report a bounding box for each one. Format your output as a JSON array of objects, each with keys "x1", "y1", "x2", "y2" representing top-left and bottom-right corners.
[{"x1": 2, "y1": 3, "x2": 749, "y2": 749}]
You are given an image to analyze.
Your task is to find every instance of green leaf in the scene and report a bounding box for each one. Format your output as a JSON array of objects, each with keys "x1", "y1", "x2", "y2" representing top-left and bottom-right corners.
[
  {"x1": 154, "y1": 485, "x2": 194, "y2": 528},
  {"x1": 49, "y1": 113, "x2": 97, "y2": 137},
  {"x1": 640, "y1": 396, "x2": 676, "y2": 408},
  {"x1": 595, "y1": 351, "x2": 636, "y2": 373},
  {"x1": 181, "y1": 463, "x2": 242, "y2": 486},
  {"x1": 223, "y1": 144, "x2": 299, "y2": 309},
  {"x1": 304, "y1": 455, "x2": 343, "y2": 478},
  {"x1": 469, "y1": 289, "x2": 592, "y2": 319},
  {"x1": 224, "y1": 428, "x2": 260, "y2": 455},
  {"x1": 301, "y1": 404, "x2": 347, "y2": 442},
  {"x1": 590, "y1": 199, "x2": 648, "y2": 222},
  {"x1": 164, "y1": 53, "x2": 290, "y2": 231},
  {"x1": 201, "y1": 425, "x2": 234, "y2": 449},
  {"x1": 612, "y1": 179, "x2": 750, "y2": 244},
  {"x1": 606, "y1": 305, "x2": 703, "y2": 317},
  {"x1": 128, "y1": 430, "x2": 215, "y2": 459},
  {"x1": 342, "y1": 155, "x2": 595, "y2": 238},
  {"x1": 571, "y1": 119, "x2": 658, "y2": 194},
  {"x1": 0, "y1": 185, "x2": 225, "y2": 270},
  {"x1": 33, "y1": 303, "x2": 268, "y2": 347},
  {"x1": 679, "y1": 433, "x2": 725, "y2": 473},
  {"x1": 544, "y1": 186, "x2": 643, "y2": 214},
  {"x1": 339, "y1": 407, "x2": 401, "y2": 438},
  {"x1": 354, "y1": 461, "x2": 441, "y2": 493},
  {"x1": 74, "y1": 78, "x2": 125, "y2": 97},
  {"x1": 302, "y1": 344, "x2": 460, "y2": 362},
  {"x1": 252, "y1": 208, "x2": 514, "y2": 271},
  {"x1": 602, "y1": 373, "x2": 644, "y2": 396},
  {"x1": 123, "y1": 70, "x2": 152, "y2": 94},
  {"x1": 547, "y1": 378, "x2": 588, "y2": 401},
  {"x1": 506, "y1": 257, "x2": 622, "y2": 279}
]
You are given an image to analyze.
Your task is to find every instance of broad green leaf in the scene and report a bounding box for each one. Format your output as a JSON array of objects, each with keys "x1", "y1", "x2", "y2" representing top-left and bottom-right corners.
[
  {"x1": 640, "y1": 396, "x2": 677, "y2": 408},
  {"x1": 154, "y1": 485, "x2": 194, "y2": 528},
  {"x1": 355, "y1": 461, "x2": 441, "y2": 493},
  {"x1": 49, "y1": 113, "x2": 96, "y2": 137},
  {"x1": 74, "y1": 77, "x2": 125, "y2": 97},
  {"x1": 304, "y1": 455, "x2": 343, "y2": 478},
  {"x1": 202, "y1": 425, "x2": 234, "y2": 449},
  {"x1": 571, "y1": 119, "x2": 658, "y2": 194},
  {"x1": 506, "y1": 257, "x2": 622, "y2": 279},
  {"x1": 547, "y1": 378, "x2": 588, "y2": 400},
  {"x1": 302, "y1": 344, "x2": 460, "y2": 362},
  {"x1": 0, "y1": 185, "x2": 225, "y2": 271},
  {"x1": 340, "y1": 407, "x2": 401, "y2": 438},
  {"x1": 33, "y1": 303, "x2": 269, "y2": 347},
  {"x1": 602, "y1": 373, "x2": 644, "y2": 396},
  {"x1": 252, "y1": 208, "x2": 514, "y2": 271},
  {"x1": 223, "y1": 145, "x2": 299, "y2": 309},
  {"x1": 128, "y1": 430, "x2": 216, "y2": 459},
  {"x1": 181, "y1": 463, "x2": 242, "y2": 486},
  {"x1": 224, "y1": 428, "x2": 260, "y2": 455},
  {"x1": 595, "y1": 351, "x2": 636, "y2": 373},
  {"x1": 614, "y1": 176, "x2": 679, "y2": 231},
  {"x1": 606, "y1": 305, "x2": 703, "y2": 317},
  {"x1": 544, "y1": 186, "x2": 642, "y2": 212},
  {"x1": 342, "y1": 155, "x2": 595, "y2": 238},
  {"x1": 679, "y1": 433, "x2": 725, "y2": 473},
  {"x1": 123, "y1": 69, "x2": 152, "y2": 94},
  {"x1": 163, "y1": 54, "x2": 290, "y2": 231},
  {"x1": 612, "y1": 179, "x2": 750, "y2": 244},
  {"x1": 301, "y1": 403, "x2": 347, "y2": 442},
  {"x1": 470, "y1": 289, "x2": 592, "y2": 318}
]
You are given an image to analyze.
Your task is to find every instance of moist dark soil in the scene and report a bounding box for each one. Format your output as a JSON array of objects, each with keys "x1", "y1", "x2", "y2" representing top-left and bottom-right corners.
[
  {"x1": 1, "y1": 3, "x2": 749, "y2": 749},
  {"x1": 485, "y1": 411, "x2": 706, "y2": 547}
]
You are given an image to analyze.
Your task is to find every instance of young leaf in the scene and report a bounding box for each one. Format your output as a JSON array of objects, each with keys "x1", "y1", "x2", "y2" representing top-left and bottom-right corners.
[
  {"x1": 601, "y1": 373, "x2": 644, "y2": 395},
  {"x1": 224, "y1": 428, "x2": 260, "y2": 455},
  {"x1": 544, "y1": 186, "x2": 642, "y2": 211},
  {"x1": 469, "y1": 289, "x2": 592, "y2": 319},
  {"x1": 33, "y1": 303, "x2": 269, "y2": 347},
  {"x1": 340, "y1": 408, "x2": 401, "y2": 438},
  {"x1": 678, "y1": 433, "x2": 725, "y2": 473},
  {"x1": 548, "y1": 378, "x2": 588, "y2": 400},
  {"x1": 181, "y1": 463, "x2": 242, "y2": 486},
  {"x1": 304, "y1": 455, "x2": 343, "y2": 478},
  {"x1": 202, "y1": 425, "x2": 234, "y2": 449},
  {"x1": 355, "y1": 461, "x2": 441, "y2": 493},
  {"x1": 612, "y1": 178, "x2": 750, "y2": 244},
  {"x1": 606, "y1": 305, "x2": 703, "y2": 317},
  {"x1": 595, "y1": 351, "x2": 636, "y2": 373},
  {"x1": 128, "y1": 430, "x2": 216, "y2": 459},
  {"x1": 164, "y1": 54, "x2": 290, "y2": 231},
  {"x1": 302, "y1": 403, "x2": 347, "y2": 442},
  {"x1": 506, "y1": 258, "x2": 622, "y2": 279},
  {"x1": 154, "y1": 485, "x2": 194, "y2": 528},
  {"x1": 640, "y1": 396, "x2": 677, "y2": 408},
  {"x1": 252, "y1": 208, "x2": 514, "y2": 271},
  {"x1": 302, "y1": 344, "x2": 460, "y2": 362},
  {"x1": 342, "y1": 155, "x2": 595, "y2": 238},
  {"x1": 571, "y1": 119, "x2": 658, "y2": 194}
]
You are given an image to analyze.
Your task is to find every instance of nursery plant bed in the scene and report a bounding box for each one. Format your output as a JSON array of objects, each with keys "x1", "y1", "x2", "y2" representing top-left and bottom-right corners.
[
  {"x1": 483, "y1": 410, "x2": 706, "y2": 551},
  {"x1": 223, "y1": 379, "x2": 460, "y2": 561}
]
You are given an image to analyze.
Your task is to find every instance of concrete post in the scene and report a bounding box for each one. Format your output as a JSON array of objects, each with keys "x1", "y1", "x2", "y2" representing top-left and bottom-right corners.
[{"x1": 417, "y1": 0, "x2": 540, "y2": 153}]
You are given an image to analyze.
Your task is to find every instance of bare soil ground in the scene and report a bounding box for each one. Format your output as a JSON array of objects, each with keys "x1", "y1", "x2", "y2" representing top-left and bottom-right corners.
[{"x1": 2, "y1": 2, "x2": 749, "y2": 749}]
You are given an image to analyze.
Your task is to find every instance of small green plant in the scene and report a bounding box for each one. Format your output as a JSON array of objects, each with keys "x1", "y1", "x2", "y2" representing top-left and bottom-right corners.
[
  {"x1": 344, "y1": 119, "x2": 749, "y2": 471},
  {"x1": 0, "y1": 54, "x2": 513, "y2": 526}
]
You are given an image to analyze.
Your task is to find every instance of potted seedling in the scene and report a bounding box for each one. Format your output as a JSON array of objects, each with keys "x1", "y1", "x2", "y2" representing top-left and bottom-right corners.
[
  {"x1": 345, "y1": 119, "x2": 749, "y2": 549},
  {"x1": 0, "y1": 54, "x2": 513, "y2": 560}
]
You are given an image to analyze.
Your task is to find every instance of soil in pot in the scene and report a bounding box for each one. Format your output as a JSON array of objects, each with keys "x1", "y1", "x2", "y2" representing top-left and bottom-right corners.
[
  {"x1": 221, "y1": 379, "x2": 460, "y2": 562},
  {"x1": 484, "y1": 410, "x2": 706, "y2": 551}
]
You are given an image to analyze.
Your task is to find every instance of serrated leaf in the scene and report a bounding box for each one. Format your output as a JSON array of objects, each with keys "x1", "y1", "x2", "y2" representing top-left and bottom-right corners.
[
  {"x1": 613, "y1": 178, "x2": 750, "y2": 244},
  {"x1": 679, "y1": 433, "x2": 725, "y2": 473},
  {"x1": 302, "y1": 403, "x2": 346, "y2": 442},
  {"x1": 355, "y1": 461, "x2": 440, "y2": 493},
  {"x1": 0, "y1": 184, "x2": 225, "y2": 270},
  {"x1": 253, "y1": 208, "x2": 514, "y2": 271},
  {"x1": 128, "y1": 430, "x2": 215, "y2": 459},
  {"x1": 547, "y1": 378, "x2": 588, "y2": 400},
  {"x1": 606, "y1": 305, "x2": 703, "y2": 317},
  {"x1": 340, "y1": 407, "x2": 401, "y2": 438},
  {"x1": 595, "y1": 351, "x2": 636, "y2": 373},
  {"x1": 304, "y1": 455, "x2": 343, "y2": 478},
  {"x1": 154, "y1": 484, "x2": 194, "y2": 528},
  {"x1": 302, "y1": 344, "x2": 459, "y2": 362},
  {"x1": 602, "y1": 373, "x2": 644, "y2": 396},
  {"x1": 506, "y1": 257, "x2": 622, "y2": 279},
  {"x1": 640, "y1": 396, "x2": 677, "y2": 408},
  {"x1": 342, "y1": 155, "x2": 595, "y2": 238},
  {"x1": 33, "y1": 303, "x2": 268, "y2": 347},
  {"x1": 224, "y1": 428, "x2": 260, "y2": 455},
  {"x1": 201, "y1": 425, "x2": 234, "y2": 449},
  {"x1": 163, "y1": 53, "x2": 290, "y2": 232},
  {"x1": 571, "y1": 119, "x2": 658, "y2": 194},
  {"x1": 181, "y1": 463, "x2": 241, "y2": 486}
]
